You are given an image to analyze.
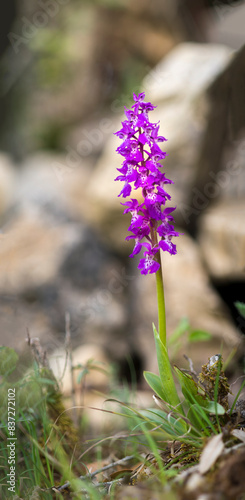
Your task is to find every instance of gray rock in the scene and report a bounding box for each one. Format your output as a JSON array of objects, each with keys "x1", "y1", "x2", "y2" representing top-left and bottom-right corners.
[
  {"x1": 0, "y1": 154, "x2": 130, "y2": 367},
  {"x1": 186, "y1": 44, "x2": 245, "y2": 228},
  {"x1": 49, "y1": 344, "x2": 110, "y2": 395},
  {"x1": 198, "y1": 200, "x2": 245, "y2": 281},
  {"x1": 0, "y1": 202, "x2": 129, "y2": 352},
  {"x1": 208, "y1": 2, "x2": 245, "y2": 50},
  {"x1": 0, "y1": 294, "x2": 58, "y2": 363},
  {"x1": 142, "y1": 42, "x2": 232, "y2": 102},
  {"x1": 14, "y1": 152, "x2": 90, "y2": 221},
  {"x1": 0, "y1": 211, "x2": 81, "y2": 294}
]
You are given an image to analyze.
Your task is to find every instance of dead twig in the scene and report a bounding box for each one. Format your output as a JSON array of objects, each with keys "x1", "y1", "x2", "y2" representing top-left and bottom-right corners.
[
  {"x1": 26, "y1": 328, "x2": 48, "y2": 368},
  {"x1": 54, "y1": 454, "x2": 135, "y2": 492},
  {"x1": 89, "y1": 454, "x2": 135, "y2": 479}
]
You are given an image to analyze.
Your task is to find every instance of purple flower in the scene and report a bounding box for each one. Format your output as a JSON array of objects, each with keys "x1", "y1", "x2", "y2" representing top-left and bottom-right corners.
[
  {"x1": 138, "y1": 244, "x2": 160, "y2": 275},
  {"x1": 127, "y1": 237, "x2": 144, "y2": 257},
  {"x1": 158, "y1": 230, "x2": 179, "y2": 255},
  {"x1": 115, "y1": 92, "x2": 180, "y2": 275}
]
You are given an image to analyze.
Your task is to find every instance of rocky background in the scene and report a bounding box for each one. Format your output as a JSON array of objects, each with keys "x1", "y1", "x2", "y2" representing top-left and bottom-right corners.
[{"x1": 0, "y1": 0, "x2": 245, "y2": 391}]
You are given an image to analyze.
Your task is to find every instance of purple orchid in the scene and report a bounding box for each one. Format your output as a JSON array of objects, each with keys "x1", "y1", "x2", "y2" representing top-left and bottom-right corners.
[{"x1": 115, "y1": 92, "x2": 179, "y2": 275}]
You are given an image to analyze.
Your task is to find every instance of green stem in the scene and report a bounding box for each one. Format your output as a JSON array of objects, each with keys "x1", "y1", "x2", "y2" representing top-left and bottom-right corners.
[
  {"x1": 153, "y1": 237, "x2": 184, "y2": 414},
  {"x1": 150, "y1": 227, "x2": 167, "y2": 347},
  {"x1": 156, "y1": 261, "x2": 166, "y2": 347}
]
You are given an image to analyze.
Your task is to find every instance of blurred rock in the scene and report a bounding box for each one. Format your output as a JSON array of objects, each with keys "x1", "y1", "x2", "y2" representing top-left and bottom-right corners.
[
  {"x1": 0, "y1": 294, "x2": 56, "y2": 356},
  {"x1": 62, "y1": 388, "x2": 153, "y2": 434},
  {"x1": 49, "y1": 344, "x2": 110, "y2": 396},
  {"x1": 196, "y1": 126, "x2": 245, "y2": 281},
  {"x1": 143, "y1": 42, "x2": 232, "y2": 102},
  {"x1": 0, "y1": 211, "x2": 80, "y2": 294},
  {"x1": 209, "y1": 130, "x2": 245, "y2": 201},
  {"x1": 191, "y1": 45, "x2": 245, "y2": 216},
  {"x1": 0, "y1": 154, "x2": 131, "y2": 367},
  {"x1": 57, "y1": 236, "x2": 129, "y2": 350},
  {"x1": 64, "y1": 113, "x2": 119, "y2": 166},
  {"x1": 198, "y1": 200, "x2": 245, "y2": 281},
  {"x1": 14, "y1": 151, "x2": 93, "y2": 221},
  {"x1": 84, "y1": 132, "x2": 130, "y2": 253},
  {"x1": 208, "y1": 2, "x2": 245, "y2": 50},
  {"x1": 13, "y1": 151, "x2": 98, "y2": 226},
  {"x1": 132, "y1": 232, "x2": 242, "y2": 374},
  {"x1": 0, "y1": 211, "x2": 129, "y2": 357}
]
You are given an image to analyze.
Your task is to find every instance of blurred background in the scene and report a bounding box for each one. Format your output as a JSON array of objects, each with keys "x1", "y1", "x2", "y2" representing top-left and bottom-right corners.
[{"x1": 0, "y1": 0, "x2": 245, "y2": 393}]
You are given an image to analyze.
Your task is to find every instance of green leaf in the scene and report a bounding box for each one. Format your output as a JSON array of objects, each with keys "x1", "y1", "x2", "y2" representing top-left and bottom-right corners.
[
  {"x1": 186, "y1": 404, "x2": 206, "y2": 432},
  {"x1": 168, "y1": 317, "x2": 190, "y2": 346},
  {"x1": 188, "y1": 330, "x2": 212, "y2": 343},
  {"x1": 174, "y1": 366, "x2": 206, "y2": 407},
  {"x1": 205, "y1": 401, "x2": 225, "y2": 415},
  {"x1": 38, "y1": 378, "x2": 56, "y2": 386},
  {"x1": 77, "y1": 368, "x2": 89, "y2": 384},
  {"x1": 143, "y1": 371, "x2": 167, "y2": 401},
  {"x1": 234, "y1": 301, "x2": 245, "y2": 319},
  {"x1": 230, "y1": 379, "x2": 245, "y2": 413},
  {"x1": 153, "y1": 324, "x2": 183, "y2": 412},
  {"x1": 175, "y1": 367, "x2": 225, "y2": 431},
  {"x1": 140, "y1": 408, "x2": 186, "y2": 435}
]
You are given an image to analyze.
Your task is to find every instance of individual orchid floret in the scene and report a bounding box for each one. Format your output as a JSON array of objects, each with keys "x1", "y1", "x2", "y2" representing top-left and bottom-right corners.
[
  {"x1": 138, "y1": 244, "x2": 160, "y2": 275},
  {"x1": 115, "y1": 92, "x2": 179, "y2": 275}
]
